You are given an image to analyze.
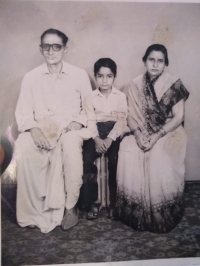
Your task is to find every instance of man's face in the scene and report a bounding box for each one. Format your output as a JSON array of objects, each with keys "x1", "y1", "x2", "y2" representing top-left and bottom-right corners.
[{"x1": 40, "y1": 34, "x2": 67, "y2": 65}]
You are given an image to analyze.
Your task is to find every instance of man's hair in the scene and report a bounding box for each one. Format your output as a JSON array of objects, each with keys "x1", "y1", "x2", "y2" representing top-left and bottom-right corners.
[
  {"x1": 40, "y1": 28, "x2": 68, "y2": 46},
  {"x1": 142, "y1": 44, "x2": 169, "y2": 66},
  {"x1": 94, "y1": 58, "x2": 117, "y2": 77}
]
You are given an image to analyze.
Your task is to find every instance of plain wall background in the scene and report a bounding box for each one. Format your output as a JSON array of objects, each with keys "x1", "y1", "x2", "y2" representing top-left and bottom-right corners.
[{"x1": 0, "y1": 1, "x2": 200, "y2": 181}]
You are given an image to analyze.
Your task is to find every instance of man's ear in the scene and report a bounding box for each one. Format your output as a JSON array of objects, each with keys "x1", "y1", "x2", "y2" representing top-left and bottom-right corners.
[
  {"x1": 39, "y1": 45, "x2": 43, "y2": 55},
  {"x1": 64, "y1": 46, "x2": 68, "y2": 54}
]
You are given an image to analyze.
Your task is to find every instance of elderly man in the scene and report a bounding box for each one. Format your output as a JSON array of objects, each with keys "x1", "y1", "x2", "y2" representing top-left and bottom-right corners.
[{"x1": 15, "y1": 29, "x2": 92, "y2": 233}]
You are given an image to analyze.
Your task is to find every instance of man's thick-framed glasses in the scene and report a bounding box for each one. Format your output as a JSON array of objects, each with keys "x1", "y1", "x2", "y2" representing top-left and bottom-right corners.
[{"x1": 40, "y1": 43, "x2": 64, "y2": 51}]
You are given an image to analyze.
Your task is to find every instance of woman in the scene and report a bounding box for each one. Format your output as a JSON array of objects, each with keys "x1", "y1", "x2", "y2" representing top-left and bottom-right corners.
[{"x1": 115, "y1": 44, "x2": 189, "y2": 233}]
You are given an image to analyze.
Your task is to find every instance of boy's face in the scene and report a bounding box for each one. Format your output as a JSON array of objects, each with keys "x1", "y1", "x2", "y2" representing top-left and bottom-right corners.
[{"x1": 95, "y1": 67, "x2": 115, "y2": 91}]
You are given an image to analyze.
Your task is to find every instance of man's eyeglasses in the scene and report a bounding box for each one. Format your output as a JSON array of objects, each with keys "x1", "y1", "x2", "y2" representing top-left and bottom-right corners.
[{"x1": 40, "y1": 43, "x2": 64, "y2": 51}]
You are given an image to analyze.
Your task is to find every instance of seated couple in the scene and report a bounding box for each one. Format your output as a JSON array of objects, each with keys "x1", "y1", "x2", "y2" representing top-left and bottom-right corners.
[{"x1": 15, "y1": 28, "x2": 189, "y2": 234}]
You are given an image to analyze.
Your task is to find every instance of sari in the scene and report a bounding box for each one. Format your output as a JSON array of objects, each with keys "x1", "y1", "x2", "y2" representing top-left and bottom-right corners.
[{"x1": 115, "y1": 72, "x2": 189, "y2": 233}]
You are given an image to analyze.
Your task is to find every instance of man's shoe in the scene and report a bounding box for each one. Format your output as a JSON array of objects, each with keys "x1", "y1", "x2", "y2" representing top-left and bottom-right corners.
[{"x1": 61, "y1": 207, "x2": 79, "y2": 231}]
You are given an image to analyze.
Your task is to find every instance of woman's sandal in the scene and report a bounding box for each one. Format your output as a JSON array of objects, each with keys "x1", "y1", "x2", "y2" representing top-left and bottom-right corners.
[
  {"x1": 87, "y1": 203, "x2": 102, "y2": 220},
  {"x1": 27, "y1": 225, "x2": 36, "y2": 229}
]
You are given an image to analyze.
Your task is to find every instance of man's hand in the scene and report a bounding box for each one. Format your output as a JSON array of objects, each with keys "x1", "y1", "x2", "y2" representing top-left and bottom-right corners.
[
  {"x1": 94, "y1": 137, "x2": 107, "y2": 154},
  {"x1": 135, "y1": 132, "x2": 150, "y2": 151},
  {"x1": 104, "y1": 137, "x2": 113, "y2": 150},
  {"x1": 66, "y1": 122, "x2": 83, "y2": 132},
  {"x1": 143, "y1": 133, "x2": 160, "y2": 152},
  {"x1": 30, "y1": 127, "x2": 51, "y2": 150}
]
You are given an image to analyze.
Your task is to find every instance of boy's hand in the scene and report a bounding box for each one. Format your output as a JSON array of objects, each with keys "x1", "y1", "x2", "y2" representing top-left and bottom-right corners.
[
  {"x1": 94, "y1": 137, "x2": 107, "y2": 154},
  {"x1": 104, "y1": 137, "x2": 113, "y2": 150}
]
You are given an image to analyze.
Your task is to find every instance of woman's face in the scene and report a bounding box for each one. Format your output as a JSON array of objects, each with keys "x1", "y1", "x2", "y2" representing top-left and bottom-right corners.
[
  {"x1": 95, "y1": 67, "x2": 115, "y2": 91},
  {"x1": 145, "y1": 50, "x2": 166, "y2": 79}
]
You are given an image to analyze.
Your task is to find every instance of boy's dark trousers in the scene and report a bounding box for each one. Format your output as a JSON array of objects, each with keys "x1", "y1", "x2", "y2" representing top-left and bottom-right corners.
[
  {"x1": 78, "y1": 121, "x2": 120, "y2": 212},
  {"x1": 83, "y1": 137, "x2": 120, "y2": 206}
]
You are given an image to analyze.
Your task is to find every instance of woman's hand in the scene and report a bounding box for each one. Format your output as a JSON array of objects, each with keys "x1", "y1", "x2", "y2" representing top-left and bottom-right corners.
[
  {"x1": 30, "y1": 127, "x2": 51, "y2": 150},
  {"x1": 94, "y1": 137, "x2": 107, "y2": 154},
  {"x1": 135, "y1": 132, "x2": 150, "y2": 151},
  {"x1": 143, "y1": 133, "x2": 160, "y2": 152}
]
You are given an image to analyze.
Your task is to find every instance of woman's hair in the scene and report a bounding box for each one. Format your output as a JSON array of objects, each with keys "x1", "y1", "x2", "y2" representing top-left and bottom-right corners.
[
  {"x1": 40, "y1": 28, "x2": 68, "y2": 46},
  {"x1": 94, "y1": 58, "x2": 117, "y2": 77},
  {"x1": 142, "y1": 44, "x2": 169, "y2": 66}
]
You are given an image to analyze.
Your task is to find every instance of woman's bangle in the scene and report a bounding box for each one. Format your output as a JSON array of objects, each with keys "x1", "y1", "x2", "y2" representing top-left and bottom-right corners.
[
  {"x1": 132, "y1": 127, "x2": 141, "y2": 136},
  {"x1": 158, "y1": 127, "x2": 166, "y2": 138}
]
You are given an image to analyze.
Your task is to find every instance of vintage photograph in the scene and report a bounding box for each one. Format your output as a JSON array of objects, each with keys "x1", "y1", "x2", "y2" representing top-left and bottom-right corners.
[{"x1": 1, "y1": 1, "x2": 200, "y2": 265}]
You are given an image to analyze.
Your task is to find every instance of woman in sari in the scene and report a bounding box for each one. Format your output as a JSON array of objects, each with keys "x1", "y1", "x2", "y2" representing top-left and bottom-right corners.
[{"x1": 115, "y1": 44, "x2": 189, "y2": 233}]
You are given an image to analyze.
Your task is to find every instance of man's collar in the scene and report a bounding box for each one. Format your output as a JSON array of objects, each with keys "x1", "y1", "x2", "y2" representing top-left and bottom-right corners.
[
  {"x1": 61, "y1": 61, "x2": 70, "y2": 75},
  {"x1": 43, "y1": 61, "x2": 69, "y2": 75}
]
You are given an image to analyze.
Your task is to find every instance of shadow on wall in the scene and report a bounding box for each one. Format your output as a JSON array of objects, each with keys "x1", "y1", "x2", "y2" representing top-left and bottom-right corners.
[
  {"x1": 88, "y1": 74, "x2": 96, "y2": 91},
  {"x1": 1, "y1": 123, "x2": 19, "y2": 184},
  {"x1": 1, "y1": 137, "x2": 13, "y2": 177}
]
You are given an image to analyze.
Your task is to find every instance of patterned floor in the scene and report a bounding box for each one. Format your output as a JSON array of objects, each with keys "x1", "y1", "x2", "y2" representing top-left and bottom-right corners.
[{"x1": 2, "y1": 182, "x2": 200, "y2": 266}]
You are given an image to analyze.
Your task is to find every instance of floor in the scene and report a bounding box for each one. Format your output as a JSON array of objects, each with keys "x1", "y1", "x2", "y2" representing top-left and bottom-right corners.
[{"x1": 1, "y1": 182, "x2": 200, "y2": 266}]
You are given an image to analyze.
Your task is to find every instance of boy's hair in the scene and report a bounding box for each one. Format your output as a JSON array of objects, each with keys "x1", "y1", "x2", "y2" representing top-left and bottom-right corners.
[{"x1": 94, "y1": 58, "x2": 117, "y2": 77}]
